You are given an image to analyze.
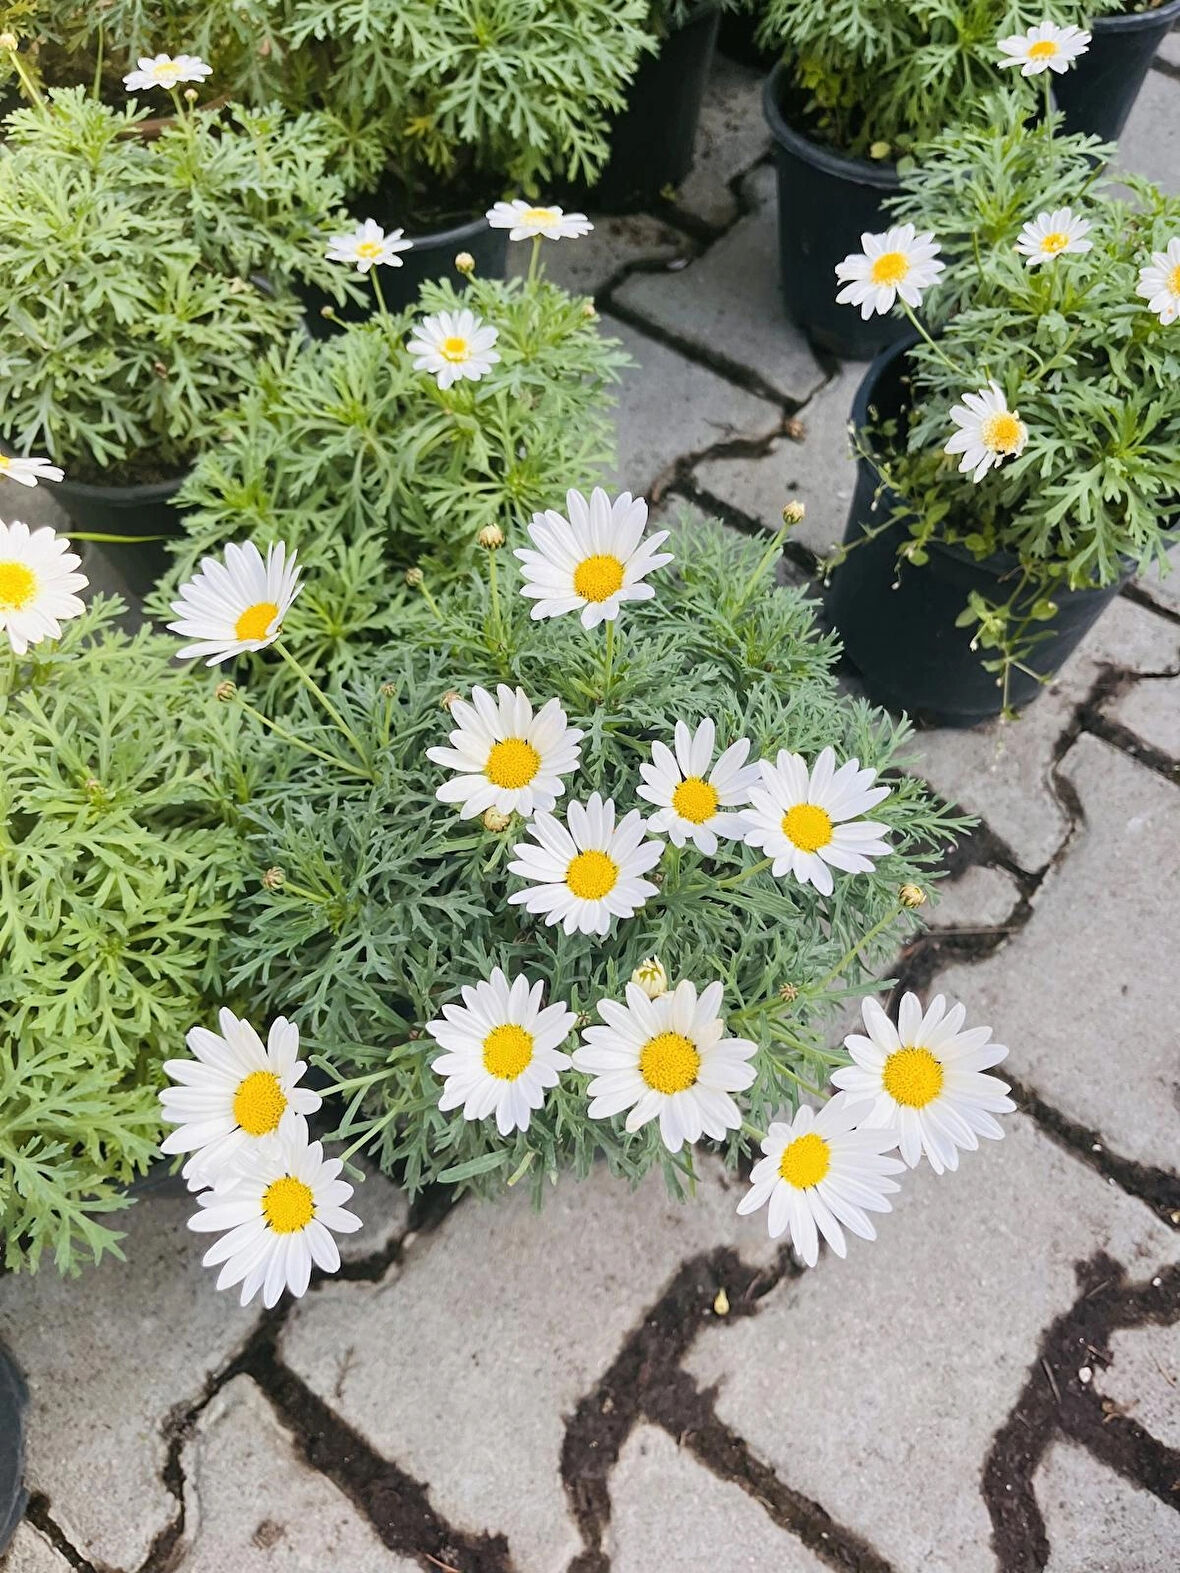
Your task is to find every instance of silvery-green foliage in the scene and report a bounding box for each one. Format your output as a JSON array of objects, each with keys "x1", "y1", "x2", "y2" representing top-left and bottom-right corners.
[
  {"x1": 757, "y1": 0, "x2": 1121, "y2": 157},
  {"x1": 25, "y1": 0, "x2": 653, "y2": 202},
  {"x1": 159, "y1": 272, "x2": 628, "y2": 686},
  {"x1": 0, "y1": 601, "x2": 247, "y2": 1274},
  {"x1": 0, "y1": 88, "x2": 354, "y2": 483},
  {"x1": 215, "y1": 518, "x2": 965, "y2": 1204},
  {"x1": 861, "y1": 103, "x2": 1180, "y2": 691}
]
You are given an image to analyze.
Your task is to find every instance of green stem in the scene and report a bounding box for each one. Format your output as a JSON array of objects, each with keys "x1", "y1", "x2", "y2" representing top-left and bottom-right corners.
[
  {"x1": 63, "y1": 531, "x2": 169, "y2": 544},
  {"x1": 602, "y1": 617, "x2": 616, "y2": 696},
  {"x1": 526, "y1": 234, "x2": 542, "y2": 284},
  {"x1": 898, "y1": 300, "x2": 963, "y2": 377},
  {"x1": 487, "y1": 547, "x2": 502, "y2": 643},
  {"x1": 812, "y1": 901, "x2": 905, "y2": 995},
  {"x1": 733, "y1": 520, "x2": 790, "y2": 612},
  {"x1": 741, "y1": 1120, "x2": 767, "y2": 1144},
  {"x1": 234, "y1": 694, "x2": 369, "y2": 777},
  {"x1": 4, "y1": 40, "x2": 43, "y2": 106},
  {"x1": 714, "y1": 855, "x2": 773, "y2": 891},
  {"x1": 274, "y1": 641, "x2": 370, "y2": 768},
  {"x1": 370, "y1": 265, "x2": 391, "y2": 324}
]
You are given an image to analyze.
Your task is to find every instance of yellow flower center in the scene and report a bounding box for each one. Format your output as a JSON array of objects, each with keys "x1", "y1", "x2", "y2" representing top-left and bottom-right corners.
[
  {"x1": 869, "y1": 250, "x2": 910, "y2": 286},
  {"x1": 882, "y1": 1046, "x2": 944, "y2": 1109},
  {"x1": 980, "y1": 412, "x2": 1024, "y2": 455},
  {"x1": 777, "y1": 1131, "x2": 831, "y2": 1189},
  {"x1": 1039, "y1": 231, "x2": 1070, "y2": 255},
  {"x1": 573, "y1": 553, "x2": 625, "y2": 603},
  {"x1": 234, "y1": 600, "x2": 279, "y2": 641},
  {"x1": 440, "y1": 335, "x2": 471, "y2": 363},
  {"x1": 155, "y1": 62, "x2": 183, "y2": 84},
  {"x1": 356, "y1": 240, "x2": 383, "y2": 260},
  {"x1": 1028, "y1": 39, "x2": 1059, "y2": 59},
  {"x1": 482, "y1": 1023, "x2": 534, "y2": 1080},
  {"x1": 522, "y1": 207, "x2": 558, "y2": 225},
  {"x1": 0, "y1": 456, "x2": 11, "y2": 471},
  {"x1": 565, "y1": 849, "x2": 618, "y2": 900},
  {"x1": 1168, "y1": 264, "x2": 1180, "y2": 297},
  {"x1": 671, "y1": 776, "x2": 719, "y2": 824},
  {"x1": 232, "y1": 1070, "x2": 288, "y2": 1137},
  {"x1": 639, "y1": 1030, "x2": 700, "y2": 1094},
  {"x1": 262, "y1": 1175, "x2": 315, "y2": 1234},
  {"x1": 781, "y1": 803, "x2": 833, "y2": 853},
  {"x1": 0, "y1": 560, "x2": 36, "y2": 611},
  {"x1": 485, "y1": 737, "x2": 541, "y2": 789}
]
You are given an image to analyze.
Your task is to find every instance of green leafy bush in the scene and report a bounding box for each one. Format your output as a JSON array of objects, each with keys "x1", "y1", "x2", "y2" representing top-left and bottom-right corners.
[
  {"x1": 17, "y1": 0, "x2": 653, "y2": 208},
  {"x1": 848, "y1": 100, "x2": 1180, "y2": 699},
  {"x1": 757, "y1": 0, "x2": 1121, "y2": 158},
  {"x1": 160, "y1": 270, "x2": 629, "y2": 682},
  {"x1": 203, "y1": 518, "x2": 963, "y2": 1204},
  {"x1": 0, "y1": 601, "x2": 245, "y2": 1273},
  {"x1": 0, "y1": 85, "x2": 352, "y2": 484}
]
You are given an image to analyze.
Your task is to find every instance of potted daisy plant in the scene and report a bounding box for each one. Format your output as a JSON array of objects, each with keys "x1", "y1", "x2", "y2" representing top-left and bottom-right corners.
[
  {"x1": 825, "y1": 96, "x2": 1180, "y2": 723},
  {"x1": 0, "y1": 48, "x2": 351, "y2": 593},
  {"x1": 757, "y1": 3, "x2": 1115, "y2": 358},
  {"x1": 144, "y1": 486, "x2": 1017, "y2": 1309}
]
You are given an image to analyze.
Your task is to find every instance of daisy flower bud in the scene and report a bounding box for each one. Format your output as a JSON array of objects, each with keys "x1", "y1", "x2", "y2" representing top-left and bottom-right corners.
[
  {"x1": 899, "y1": 883, "x2": 926, "y2": 909},
  {"x1": 631, "y1": 956, "x2": 669, "y2": 999},
  {"x1": 440, "y1": 689, "x2": 462, "y2": 710},
  {"x1": 483, "y1": 807, "x2": 512, "y2": 832},
  {"x1": 782, "y1": 500, "x2": 806, "y2": 525},
  {"x1": 454, "y1": 251, "x2": 476, "y2": 275},
  {"x1": 215, "y1": 679, "x2": 236, "y2": 701},
  {"x1": 262, "y1": 867, "x2": 285, "y2": 891},
  {"x1": 478, "y1": 523, "x2": 505, "y2": 549},
  {"x1": 0, "y1": 33, "x2": 19, "y2": 51},
  {"x1": 404, "y1": 566, "x2": 424, "y2": 587}
]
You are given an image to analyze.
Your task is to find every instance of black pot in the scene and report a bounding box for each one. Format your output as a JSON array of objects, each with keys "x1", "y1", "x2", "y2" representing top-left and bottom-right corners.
[
  {"x1": 826, "y1": 338, "x2": 1127, "y2": 726},
  {"x1": 53, "y1": 470, "x2": 187, "y2": 602},
  {"x1": 1054, "y1": 1, "x2": 1180, "y2": 142},
  {"x1": 0, "y1": 1342, "x2": 28, "y2": 1556},
  {"x1": 716, "y1": 9, "x2": 777, "y2": 71},
  {"x1": 302, "y1": 212, "x2": 509, "y2": 337},
  {"x1": 763, "y1": 62, "x2": 907, "y2": 361},
  {"x1": 590, "y1": 3, "x2": 721, "y2": 213}
]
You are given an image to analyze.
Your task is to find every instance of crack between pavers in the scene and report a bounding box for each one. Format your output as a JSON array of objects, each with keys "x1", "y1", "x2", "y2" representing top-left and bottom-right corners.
[
  {"x1": 21, "y1": 1498, "x2": 101, "y2": 1573},
  {"x1": 559, "y1": 1246, "x2": 899, "y2": 1573},
  {"x1": 1151, "y1": 53, "x2": 1180, "y2": 86},
  {"x1": 981, "y1": 1252, "x2": 1180, "y2": 1573},
  {"x1": 660, "y1": 148, "x2": 776, "y2": 244},
  {"x1": 1121, "y1": 579, "x2": 1180, "y2": 627}
]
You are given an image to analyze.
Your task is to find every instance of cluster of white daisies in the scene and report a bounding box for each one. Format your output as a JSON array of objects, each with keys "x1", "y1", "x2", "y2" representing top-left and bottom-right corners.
[
  {"x1": 834, "y1": 18, "x2": 1180, "y2": 485},
  {"x1": 324, "y1": 197, "x2": 592, "y2": 390}
]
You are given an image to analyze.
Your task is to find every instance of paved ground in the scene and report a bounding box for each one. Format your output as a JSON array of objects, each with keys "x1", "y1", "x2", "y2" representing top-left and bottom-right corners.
[{"x1": 3, "y1": 44, "x2": 1180, "y2": 1573}]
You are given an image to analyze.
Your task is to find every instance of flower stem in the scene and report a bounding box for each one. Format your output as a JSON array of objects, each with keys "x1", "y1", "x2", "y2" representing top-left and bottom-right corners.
[
  {"x1": 527, "y1": 234, "x2": 542, "y2": 285},
  {"x1": 733, "y1": 521, "x2": 790, "y2": 612},
  {"x1": 714, "y1": 855, "x2": 773, "y2": 891},
  {"x1": 812, "y1": 901, "x2": 905, "y2": 995},
  {"x1": 898, "y1": 301, "x2": 963, "y2": 377},
  {"x1": 602, "y1": 617, "x2": 616, "y2": 697},
  {"x1": 234, "y1": 694, "x2": 369, "y2": 777},
  {"x1": 274, "y1": 641, "x2": 371, "y2": 769}
]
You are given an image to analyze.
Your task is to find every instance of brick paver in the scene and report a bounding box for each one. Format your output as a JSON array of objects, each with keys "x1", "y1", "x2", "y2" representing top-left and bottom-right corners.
[{"x1": 3, "y1": 39, "x2": 1179, "y2": 1573}]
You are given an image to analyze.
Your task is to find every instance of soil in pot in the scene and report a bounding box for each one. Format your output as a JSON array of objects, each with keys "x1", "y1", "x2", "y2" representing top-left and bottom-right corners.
[
  {"x1": 53, "y1": 469, "x2": 187, "y2": 604},
  {"x1": 0, "y1": 1342, "x2": 28, "y2": 1557},
  {"x1": 826, "y1": 337, "x2": 1127, "y2": 726},
  {"x1": 1053, "y1": 0, "x2": 1180, "y2": 143},
  {"x1": 762, "y1": 62, "x2": 907, "y2": 361},
  {"x1": 588, "y1": 3, "x2": 721, "y2": 214}
]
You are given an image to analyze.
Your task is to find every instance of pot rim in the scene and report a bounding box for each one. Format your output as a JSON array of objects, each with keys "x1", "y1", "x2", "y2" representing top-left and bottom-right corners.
[
  {"x1": 402, "y1": 210, "x2": 496, "y2": 252},
  {"x1": 52, "y1": 468, "x2": 189, "y2": 504},
  {"x1": 1091, "y1": 0, "x2": 1180, "y2": 34},
  {"x1": 762, "y1": 60, "x2": 902, "y2": 190}
]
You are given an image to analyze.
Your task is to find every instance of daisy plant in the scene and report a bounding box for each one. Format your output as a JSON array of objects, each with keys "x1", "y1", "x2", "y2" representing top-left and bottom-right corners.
[
  {"x1": 0, "y1": 75, "x2": 354, "y2": 487},
  {"x1": 757, "y1": 1, "x2": 1119, "y2": 160},
  {"x1": 0, "y1": 598, "x2": 246, "y2": 1274},
  {"x1": 837, "y1": 95, "x2": 1180, "y2": 707},
  {"x1": 158, "y1": 259, "x2": 628, "y2": 690},
  {"x1": 189, "y1": 509, "x2": 984, "y2": 1266}
]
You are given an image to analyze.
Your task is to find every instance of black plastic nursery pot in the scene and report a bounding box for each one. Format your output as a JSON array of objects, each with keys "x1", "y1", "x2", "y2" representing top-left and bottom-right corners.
[
  {"x1": 52, "y1": 470, "x2": 187, "y2": 602},
  {"x1": 302, "y1": 211, "x2": 509, "y2": 337},
  {"x1": 0, "y1": 1342, "x2": 28, "y2": 1557},
  {"x1": 763, "y1": 62, "x2": 907, "y2": 362},
  {"x1": 1053, "y1": 0, "x2": 1180, "y2": 142},
  {"x1": 590, "y1": 2, "x2": 721, "y2": 214},
  {"x1": 716, "y1": 8, "x2": 778, "y2": 71},
  {"x1": 826, "y1": 338, "x2": 1127, "y2": 727}
]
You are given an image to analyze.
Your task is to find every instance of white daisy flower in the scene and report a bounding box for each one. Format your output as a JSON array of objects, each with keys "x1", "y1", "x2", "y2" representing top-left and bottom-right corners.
[
  {"x1": 485, "y1": 199, "x2": 593, "y2": 242},
  {"x1": 425, "y1": 967, "x2": 577, "y2": 1137},
  {"x1": 188, "y1": 1131, "x2": 362, "y2": 1307},
  {"x1": 0, "y1": 453, "x2": 64, "y2": 488},
  {"x1": 998, "y1": 21, "x2": 1090, "y2": 76},
  {"x1": 159, "y1": 1009, "x2": 322, "y2": 1191},
  {"x1": 831, "y1": 992, "x2": 1016, "y2": 1175},
  {"x1": 426, "y1": 683, "x2": 583, "y2": 820},
  {"x1": 167, "y1": 540, "x2": 301, "y2": 665},
  {"x1": 572, "y1": 979, "x2": 757, "y2": 1154},
  {"x1": 636, "y1": 717, "x2": 759, "y2": 856},
  {"x1": 123, "y1": 52, "x2": 213, "y2": 92},
  {"x1": 1015, "y1": 208, "x2": 1093, "y2": 267},
  {"x1": 944, "y1": 381, "x2": 1029, "y2": 483},
  {"x1": 0, "y1": 519, "x2": 87, "y2": 656},
  {"x1": 835, "y1": 224, "x2": 945, "y2": 320},
  {"x1": 736, "y1": 1095, "x2": 905, "y2": 1266},
  {"x1": 1136, "y1": 236, "x2": 1180, "y2": 326},
  {"x1": 406, "y1": 308, "x2": 501, "y2": 391},
  {"x1": 514, "y1": 487, "x2": 673, "y2": 628},
  {"x1": 742, "y1": 746, "x2": 891, "y2": 897},
  {"x1": 507, "y1": 792, "x2": 664, "y2": 937},
  {"x1": 325, "y1": 218, "x2": 413, "y2": 274}
]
